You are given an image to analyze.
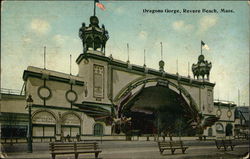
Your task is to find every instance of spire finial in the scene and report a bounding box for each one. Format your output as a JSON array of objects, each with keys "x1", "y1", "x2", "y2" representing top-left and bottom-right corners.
[
  {"x1": 159, "y1": 42, "x2": 165, "y2": 72},
  {"x1": 143, "y1": 49, "x2": 146, "y2": 67},
  {"x1": 201, "y1": 40, "x2": 203, "y2": 55},
  {"x1": 127, "y1": 43, "x2": 130, "y2": 63}
]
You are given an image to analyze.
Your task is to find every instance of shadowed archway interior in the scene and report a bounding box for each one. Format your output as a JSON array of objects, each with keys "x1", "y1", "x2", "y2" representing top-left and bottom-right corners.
[{"x1": 120, "y1": 85, "x2": 196, "y2": 136}]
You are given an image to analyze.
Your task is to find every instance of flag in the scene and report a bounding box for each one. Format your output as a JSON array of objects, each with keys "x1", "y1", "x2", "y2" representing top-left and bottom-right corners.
[
  {"x1": 201, "y1": 40, "x2": 210, "y2": 50},
  {"x1": 95, "y1": 0, "x2": 106, "y2": 11}
]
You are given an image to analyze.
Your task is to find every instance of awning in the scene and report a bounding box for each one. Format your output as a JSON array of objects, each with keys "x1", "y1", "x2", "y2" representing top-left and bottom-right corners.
[
  {"x1": 202, "y1": 116, "x2": 220, "y2": 128},
  {"x1": 73, "y1": 103, "x2": 110, "y2": 118}
]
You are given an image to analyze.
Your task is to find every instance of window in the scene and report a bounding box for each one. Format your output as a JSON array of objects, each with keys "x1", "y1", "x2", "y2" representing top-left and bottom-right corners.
[
  {"x1": 216, "y1": 123, "x2": 224, "y2": 133},
  {"x1": 226, "y1": 124, "x2": 233, "y2": 136},
  {"x1": 61, "y1": 113, "x2": 81, "y2": 137},
  {"x1": 93, "y1": 123, "x2": 103, "y2": 136},
  {"x1": 33, "y1": 125, "x2": 55, "y2": 137},
  {"x1": 61, "y1": 126, "x2": 80, "y2": 137},
  {"x1": 1, "y1": 125, "x2": 27, "y2": 137}
]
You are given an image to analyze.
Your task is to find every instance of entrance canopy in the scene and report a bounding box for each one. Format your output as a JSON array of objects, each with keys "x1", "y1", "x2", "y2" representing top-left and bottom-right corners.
[{"x1": 73, "y1": 103, "x2": 112, "y2": 125}]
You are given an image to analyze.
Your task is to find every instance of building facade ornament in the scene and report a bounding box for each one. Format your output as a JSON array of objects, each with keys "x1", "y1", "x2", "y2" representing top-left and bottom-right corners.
[{"x1": 192, "y1": 54, "x2": 212, "y2": 80}]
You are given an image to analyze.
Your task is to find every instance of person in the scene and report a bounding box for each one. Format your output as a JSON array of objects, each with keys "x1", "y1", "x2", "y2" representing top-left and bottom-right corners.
[
  {"x1": 76, "y1": 133, "x2": 80, "y2": 142},
  {"x1": 60, "y1": 130, "x2": 64, "y2": 142},
  {"x1": 66, "y1": 134, "x2": 71, "y2": 142},
  {"x1": 0, "y1": 144, "x2": 7, "y2": 158}
]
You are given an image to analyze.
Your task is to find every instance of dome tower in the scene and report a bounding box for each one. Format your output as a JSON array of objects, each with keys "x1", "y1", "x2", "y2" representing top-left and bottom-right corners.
[{"x1": 79, "y1": 16, "x2": 109, "y2": 55}]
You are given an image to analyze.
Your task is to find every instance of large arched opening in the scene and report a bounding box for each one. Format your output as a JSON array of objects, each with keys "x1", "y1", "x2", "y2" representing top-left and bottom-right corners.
[{"x1": 113, "y1": 77, "x2": 200, "y2": 136}]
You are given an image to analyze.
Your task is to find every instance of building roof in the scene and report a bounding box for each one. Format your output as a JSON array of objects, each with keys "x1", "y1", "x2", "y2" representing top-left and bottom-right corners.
[
  {"x1": 235, "y1": 106, "x2": 249, "y2": 121},
  {"x1": 23, "y1": 66, "x2": 84, "y2": 86},
  {"x1": 0, "y1": 88, "x2": 25, "y2": 96},
  {"x1": 0, "y1": 92, "x2": 25, "y2": 100},
  {"x1": 76, "y1": 52, "x2": 216, "y2": 87},
  {"x1": 214, "y1": 100, "x2": 236, "y2": 107}
]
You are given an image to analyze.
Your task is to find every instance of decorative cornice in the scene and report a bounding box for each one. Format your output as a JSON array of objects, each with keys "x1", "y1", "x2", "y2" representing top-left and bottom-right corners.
[
  {"x1": 217, "y1": 120, "x2": 234, "y2": 122},
  {"x1": 111, "y1": 65, "x2": 145, "y2": 76},
  {"x1": 77, "y1": 53, "x2": 215, "y2": 87},
  {"x1": 32, "y1": 103, "x2": 112, "y2": 113},
  {"x1": 32, "y1": 104, "x2": 80, "y2": 112},
  {"x1": 0, "y1": 93, "x2": 25, "y2": 99},
  {"x1": 202, "y1": 114, "x2": 217, "y2": 117},
  {"x1": 214, "y1": 102, "x2": 237, "y2": 108},
  {"x1": 23, "y1": 70, "x2": 84, "y2": 86}
]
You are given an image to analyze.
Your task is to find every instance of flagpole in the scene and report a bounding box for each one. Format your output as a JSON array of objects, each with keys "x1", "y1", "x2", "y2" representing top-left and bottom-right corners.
[
  {"x1": 44, "y1": 46, "x2": 46, "y2": 70},
  {"x1": 238, "y1": 89, "x2": 240, "y2": 106},
  {"x1": 127, "y1": 43, "x2": 129, "y2": 63},
  {"x1": 176, "y1": 59, "x2": 178, "y2": 74},
  {"x1": 70, "y1": 54, "x2": 72, "y2": 75},
  {"x1": 201, "y1": 41, "x2": 202, "y2": 55},
  {"x1": 94, "y1": 0, "x2": 96, "y2": 16},
  {"x1": 160, "y1": 42, "x2": 163, "y2": 60},
  {"x1": 144, "y1": 49, "x2": 146, "y2": 66}
]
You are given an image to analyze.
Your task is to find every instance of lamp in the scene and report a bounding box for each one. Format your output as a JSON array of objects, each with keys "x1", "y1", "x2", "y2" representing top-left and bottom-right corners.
[{"x1": 26, "y1": 95, "x2": 33, "y2": 153}]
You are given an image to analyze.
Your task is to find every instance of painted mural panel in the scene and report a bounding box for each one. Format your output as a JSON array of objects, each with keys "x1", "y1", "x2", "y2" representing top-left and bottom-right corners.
[
  {"x1": 93, "y1": 64, "x2": 104, "y2": 99},
  {"x1": 207, "y1": 89, "x2": 213, "y2": 113}
]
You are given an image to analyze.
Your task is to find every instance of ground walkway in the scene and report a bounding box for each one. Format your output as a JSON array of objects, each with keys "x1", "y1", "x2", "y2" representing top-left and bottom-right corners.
[{"x1": 2, "y1": 140, "x2": 249, "y2": 159}]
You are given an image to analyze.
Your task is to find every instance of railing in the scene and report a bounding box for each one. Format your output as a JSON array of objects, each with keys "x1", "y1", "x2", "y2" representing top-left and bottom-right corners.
[{"x1": 0, "y1": 88, "x2": 25, "y2": 96}]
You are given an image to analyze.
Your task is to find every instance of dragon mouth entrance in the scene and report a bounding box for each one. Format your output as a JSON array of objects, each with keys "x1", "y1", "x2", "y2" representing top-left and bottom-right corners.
[{"x1": 120, "y1": 85, "x2": 196, "y2": 136}]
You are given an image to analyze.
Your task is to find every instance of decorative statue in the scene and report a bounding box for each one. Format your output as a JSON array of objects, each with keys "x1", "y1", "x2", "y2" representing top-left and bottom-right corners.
[
  {"x1": 79, "y1": 23, "x2": 86, "y2": 52},
  {"x1": 192, "y1": 55, "x2": 212, "y2": 80}
]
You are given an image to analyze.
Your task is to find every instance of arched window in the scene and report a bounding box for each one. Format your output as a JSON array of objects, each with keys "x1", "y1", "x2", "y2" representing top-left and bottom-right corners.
[
  {"x1": 61, "y1": 113, "x2": 81, "y2": 137},
  {"x1": 216, "y1": 123, "x2": 224, "y2": 133},
  {"x1": 32, "y1": 110, "x2": 56, "y2": 137},
  {"x1": 93, "y1": 123, "x2": 103, "y2": 136}
]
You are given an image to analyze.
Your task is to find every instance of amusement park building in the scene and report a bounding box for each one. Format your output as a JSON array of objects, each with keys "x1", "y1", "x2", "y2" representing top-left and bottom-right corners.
[{"x1": 0, "y1": 15, "x2": 242, "y2": 142}]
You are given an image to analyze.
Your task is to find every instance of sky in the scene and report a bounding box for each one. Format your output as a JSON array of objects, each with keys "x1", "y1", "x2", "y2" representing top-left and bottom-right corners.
[{"x1": 1, "y1": 1, "x2": 249, "y2": 106}]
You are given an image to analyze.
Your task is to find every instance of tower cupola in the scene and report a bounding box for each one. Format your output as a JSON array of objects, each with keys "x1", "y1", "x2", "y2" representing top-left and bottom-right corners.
[{"x1": 79, "y1": 16, "x2": 109, "y2": 54}]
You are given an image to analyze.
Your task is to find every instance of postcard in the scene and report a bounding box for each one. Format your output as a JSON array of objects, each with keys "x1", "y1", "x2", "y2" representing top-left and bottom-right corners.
[{"x1": 1, "y1": 1, "x2": 249, "y2": 158}]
